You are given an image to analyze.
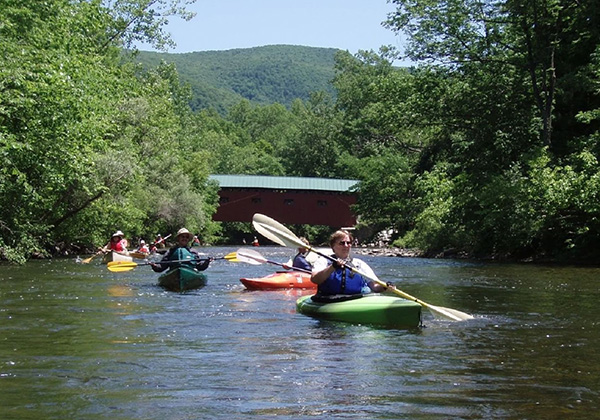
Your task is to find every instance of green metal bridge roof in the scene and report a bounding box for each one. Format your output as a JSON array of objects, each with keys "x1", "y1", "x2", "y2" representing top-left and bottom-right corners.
[{"x1": 209, "y1": 175, "x2": 359, "y2": 192}]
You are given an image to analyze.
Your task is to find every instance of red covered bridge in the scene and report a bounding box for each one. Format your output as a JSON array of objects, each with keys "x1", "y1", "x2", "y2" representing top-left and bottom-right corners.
[{"x1": 209, "y1": 175, "x2": 359, "y2": 227}]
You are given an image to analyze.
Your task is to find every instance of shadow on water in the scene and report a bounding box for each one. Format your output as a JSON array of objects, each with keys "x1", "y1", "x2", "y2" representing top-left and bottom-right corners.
[{"x1": 0, "y1": 247, "x2": 598, "y2": 419}]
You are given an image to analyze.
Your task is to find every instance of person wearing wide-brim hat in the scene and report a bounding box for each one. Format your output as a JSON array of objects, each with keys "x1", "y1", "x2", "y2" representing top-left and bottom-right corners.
[
  {"x1": 100, "y1": 230, "x2": 128, "y2": 254},
  {"x1": 150, "y1": 228, "x2": 211, "y2": 273}
]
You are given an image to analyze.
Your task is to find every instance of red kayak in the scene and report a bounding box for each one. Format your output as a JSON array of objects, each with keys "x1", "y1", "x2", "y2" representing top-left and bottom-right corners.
[{"x1": 240, "y1": 271, "x2": 316, "y2": 290}]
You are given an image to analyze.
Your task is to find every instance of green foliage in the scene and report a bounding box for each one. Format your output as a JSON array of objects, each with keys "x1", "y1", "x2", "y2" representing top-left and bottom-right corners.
[
  {"x1": 351, "y1": 152, "x2": 414, "y2": 230},
  {"x1": 0, "y1": 0, "x2": 218, "y2": 262},
  {"x1": 354, "y1": 0, "x2": 600, "y2": 260},
  {"x1": 393, "y1": 166, "x2": 458, "y2": 251},
  {"x1": 282, "y1": 93, "x2": 344, "y2": 177}
]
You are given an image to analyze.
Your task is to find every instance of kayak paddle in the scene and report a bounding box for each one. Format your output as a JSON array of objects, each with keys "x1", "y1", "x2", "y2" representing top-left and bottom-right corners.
[
  {"x1": 235, "y1": 248, "x2": 312, "y2": 274},
  {"x1": 151, "y1": 233, "x2": 172, "y2": 247},
  {"x1": 106, "y1": 252, "x2": 238, "y2": 272},
  {"x1": 81, "y1": 250, "x2": 104, "y2": 264},
  {"x1": 252, "y1": 213, "x2": 474, "y2": 321}
]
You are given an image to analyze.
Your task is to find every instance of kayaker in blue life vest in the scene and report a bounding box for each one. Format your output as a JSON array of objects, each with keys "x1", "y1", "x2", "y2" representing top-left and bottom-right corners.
[
  {"x1": 283, "y1": 236, "x2": 314, "y2": 272},
  {"x1": 150, "y1": 228, "x2": 211, "y2": 273},
  {"x1": 311, "y1": 230, "x2": 391, "y2": 297}
]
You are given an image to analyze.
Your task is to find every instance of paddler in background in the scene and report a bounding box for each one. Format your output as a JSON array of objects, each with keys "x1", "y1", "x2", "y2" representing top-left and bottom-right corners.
[
  {"x1": 154, "y1": 234, "x2": 165, "y2": 248},
  {"x1": 150, "y1": 228, "x2": 211, "y2": 273},
  {"x1": 310, "y1": 230, "x2": 392, "y2": 300},
  {"x1": 192, "y1": 235, "x2": 201, "y2": 246},
  {"x1": 283, "y1": 237, "x2": 314, "y2": 272},
  {"x1": 150, "y1": 233, "x2": 169, "y2": 253},
  {"x1": 99, "y1": 230, "x2": 129, "y2": 255},
  {"x1": 137, "y1": 239, "x2": 150, "y2": 254}
]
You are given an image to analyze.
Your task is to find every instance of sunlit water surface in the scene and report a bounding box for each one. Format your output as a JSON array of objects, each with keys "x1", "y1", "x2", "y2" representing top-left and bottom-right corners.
[{"x1": 1, "y1": 247, "x2": 598, "y2": 419}]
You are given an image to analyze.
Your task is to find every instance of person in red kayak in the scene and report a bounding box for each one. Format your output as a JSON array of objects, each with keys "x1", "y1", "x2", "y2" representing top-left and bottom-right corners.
[
  {"x1": 283, "y1": 237, "x2": 313, "y2": 272},
  {"x1": 311, "y1": 230, "x2": 390, "y2": 298}
]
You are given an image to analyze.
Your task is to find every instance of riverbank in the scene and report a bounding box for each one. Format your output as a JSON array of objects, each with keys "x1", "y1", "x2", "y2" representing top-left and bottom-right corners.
[
  {"x1": 353, "y1": 247, "x2": 425, "y2": 258},
  {"x1": 26, "y1": 242, "x2": 598, "y2": 266}
]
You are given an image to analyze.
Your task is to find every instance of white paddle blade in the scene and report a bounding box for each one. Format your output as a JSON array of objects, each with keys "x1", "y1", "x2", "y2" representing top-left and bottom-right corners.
[
  {"x1": 236, "y1": 248, "x2": 266, "y2": 265},
  {"x1": 428, "y1": 305, "x2": 474, "y2": 321},
  {"x1": 252, "y1": 213, "x2": 302, "y2": 247},
  {"x1": 252, "y1": 214, "x2": 305, "y2": 249},
  {"x1": 387, "y1": 284, "x2": 473, "y2": 321}
]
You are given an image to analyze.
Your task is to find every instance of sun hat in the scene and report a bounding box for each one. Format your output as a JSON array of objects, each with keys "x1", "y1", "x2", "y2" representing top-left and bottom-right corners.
[
  {"x1": 112, "y1": 230, "x2": 125, "y2": 238},
  {"x1": 176, "y1": 228, "x2": 192, "y2": 240}
]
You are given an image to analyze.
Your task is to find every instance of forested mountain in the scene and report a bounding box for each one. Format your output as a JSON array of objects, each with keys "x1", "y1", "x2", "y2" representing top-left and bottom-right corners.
[{"x1": 132, "y1": 45, "x2": 338, "y2": 113}]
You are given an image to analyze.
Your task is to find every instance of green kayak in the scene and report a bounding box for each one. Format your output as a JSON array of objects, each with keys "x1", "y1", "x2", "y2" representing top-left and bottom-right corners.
[
  {"x1": 158, "y1": 266, "x2": 208, "y2": 292},
  {"x1": 296, "y1": 294, "x2": 422, "y2": 328}
]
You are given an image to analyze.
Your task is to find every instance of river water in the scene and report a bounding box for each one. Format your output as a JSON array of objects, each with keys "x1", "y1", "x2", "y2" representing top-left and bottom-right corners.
[{"x1": 0, "y1": 246, "x2": 598, "y2": 419}]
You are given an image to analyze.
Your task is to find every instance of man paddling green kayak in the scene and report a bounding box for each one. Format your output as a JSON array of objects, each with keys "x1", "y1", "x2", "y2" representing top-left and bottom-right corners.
[{"x1": 150, "y1": 228, "x2": 211, "y2": 273}]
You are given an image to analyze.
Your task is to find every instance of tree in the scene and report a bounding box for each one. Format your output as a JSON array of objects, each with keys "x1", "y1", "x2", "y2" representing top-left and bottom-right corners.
[
  {"x1": 282, "y1": 93, "x2": 344, "y2": 178},
  {"x1": 380, "y1": 0, "x2": 600, "y2": 258},
  {"x1": 385, "y1": 0, "x2": 600, "y2": 156},
  {"x1": 101, "y1": 0, "x2": 197, "y2": 51},
  {"x1": 0, "y1": 0, "x2": 212, "y2": 261}
]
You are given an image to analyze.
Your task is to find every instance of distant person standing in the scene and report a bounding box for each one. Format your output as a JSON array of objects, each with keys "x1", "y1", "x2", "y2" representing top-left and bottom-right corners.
[{"x1": 252, "y1": 236, "x2": 260, "y2": 247}]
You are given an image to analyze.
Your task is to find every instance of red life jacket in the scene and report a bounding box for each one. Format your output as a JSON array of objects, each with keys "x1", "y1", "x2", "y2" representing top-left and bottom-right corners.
[{"x1": 110, "y1": 239, "x2": 127, "y2": 252}]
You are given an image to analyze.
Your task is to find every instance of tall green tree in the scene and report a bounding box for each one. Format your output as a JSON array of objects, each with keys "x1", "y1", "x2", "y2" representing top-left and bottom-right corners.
[{"x1": 0, "y1": 0, "x2": 209, "y2": 262}]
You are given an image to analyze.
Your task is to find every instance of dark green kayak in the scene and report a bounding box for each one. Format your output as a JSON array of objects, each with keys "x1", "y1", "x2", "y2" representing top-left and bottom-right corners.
[
  {"x1": 158, "y1": 266, "x2": 208, "y2": 292},
  {"x1": 296, "y1": 294, "x2": 422, "y2": 328}
]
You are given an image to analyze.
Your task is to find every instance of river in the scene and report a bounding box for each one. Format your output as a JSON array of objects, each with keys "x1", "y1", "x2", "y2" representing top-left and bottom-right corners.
[{"x1": 0, "y1": 246, "x2": 598, "y2": 419}]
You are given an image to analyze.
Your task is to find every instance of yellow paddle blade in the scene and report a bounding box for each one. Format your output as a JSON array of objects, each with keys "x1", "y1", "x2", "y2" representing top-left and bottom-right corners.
[
  {"x1": 81, "y1": 251, "x2": 102, "y2": 264},
  {"x1": 223, "y1": 251, "x2": 239, "y2": 262},
  {"x1": 107, "y1": 261, "x2": 139, "y2": 268},
  {"x1": 106, "y1": 261, "x2": 141, "y2": 273},
  {"x1": 107, "y1": 265, "x2": 137, "y2": 273}
]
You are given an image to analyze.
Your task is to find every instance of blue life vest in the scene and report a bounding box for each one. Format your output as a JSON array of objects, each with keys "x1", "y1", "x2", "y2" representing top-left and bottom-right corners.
[
  {"x1": 317, "y1": 260, "x2": 365, "y2": 296},
  {"x1": 292, "y1": 253, "x2": 312, "y2": 271}
]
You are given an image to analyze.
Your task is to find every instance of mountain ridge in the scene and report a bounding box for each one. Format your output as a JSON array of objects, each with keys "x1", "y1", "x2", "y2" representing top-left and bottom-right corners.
[{"x1": 133, "y1": 44, "x2": 340, "y2": 113}]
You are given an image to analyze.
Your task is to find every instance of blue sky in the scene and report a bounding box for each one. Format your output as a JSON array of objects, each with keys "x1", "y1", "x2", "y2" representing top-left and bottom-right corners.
[{"x1": 141, "y1": 0, "x2": 406, "y2": 60}]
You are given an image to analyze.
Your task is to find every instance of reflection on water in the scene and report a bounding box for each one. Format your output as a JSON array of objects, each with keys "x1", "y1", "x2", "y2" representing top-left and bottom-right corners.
[{"x1": 0, "y1": 248, "x2": 598, "y2": 419}]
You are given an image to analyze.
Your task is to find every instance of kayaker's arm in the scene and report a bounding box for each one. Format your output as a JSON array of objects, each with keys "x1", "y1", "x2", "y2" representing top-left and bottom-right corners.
[
  {"x1": 368, "y1": 280, "x2": 395, "y2": 293},
  {"x1": 150, "y1": 262, "x2": 168, "y2": 273},
  {"x1": 311, "y1": 259, "x2": 344, "y2": 285},
  {"x1": 368, "y1": 281, "x2": 387, "y2": 293},
  {"x1": 150, "y1": 248, "x2": 176, "y2": 273},
  {"x1": 195, "y1": 258, "x2": 211, "y2": 271}
]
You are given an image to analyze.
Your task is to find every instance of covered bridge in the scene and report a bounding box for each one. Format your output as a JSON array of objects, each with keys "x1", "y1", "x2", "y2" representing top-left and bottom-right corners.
[{"x1": 209, "y1": 175, "x2": 359, "y2": 227}]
